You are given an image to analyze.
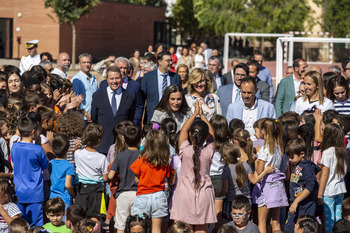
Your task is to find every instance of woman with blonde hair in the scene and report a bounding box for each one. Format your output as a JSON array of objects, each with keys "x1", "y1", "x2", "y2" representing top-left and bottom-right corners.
[
  {"x1": 295, "y1": 71, "x2": 334, "y2": 115},
  {"x1": 185, "y1": 68, "x2": 221, "y2": 120}
]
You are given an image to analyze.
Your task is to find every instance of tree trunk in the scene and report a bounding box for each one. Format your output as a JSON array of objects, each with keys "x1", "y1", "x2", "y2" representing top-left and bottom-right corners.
[{"x1": 71, "y1": 23, "x2": 76, "y2": 71}]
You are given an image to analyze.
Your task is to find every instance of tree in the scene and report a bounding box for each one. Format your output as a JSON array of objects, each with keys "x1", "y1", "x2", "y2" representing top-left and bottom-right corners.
[
  {"x1": 323, "y1": 0, "x2": 350, "y2": 37},
  {"x1": 184, "y1": 0, "x2": 312, "y2": 36},
  {"x1": 172, "y1": 0, "x2": 203, "y2": 42},
  {"x1": 44, "y1": 0, "x2": 101, "y2": 70}
]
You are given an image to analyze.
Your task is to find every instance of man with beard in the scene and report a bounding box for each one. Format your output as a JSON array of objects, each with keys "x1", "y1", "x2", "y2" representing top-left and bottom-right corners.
[
  {"x1": 275, "y1": 58, "x2": 308, "y2": 117},
  {"x1": 226, "y1": 76, "x2": 275, "y2": 139},
  {"x1": 52, "y1": 52, "x2": 71, "y2": 79}
]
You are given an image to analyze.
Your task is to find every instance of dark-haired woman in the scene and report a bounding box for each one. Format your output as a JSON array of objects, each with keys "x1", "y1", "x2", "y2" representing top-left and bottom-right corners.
[{"x1": 151, "y1": 84, "x2": 191, "y2": 131}]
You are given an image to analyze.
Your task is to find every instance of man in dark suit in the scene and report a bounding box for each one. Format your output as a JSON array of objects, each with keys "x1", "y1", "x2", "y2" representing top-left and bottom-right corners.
[
  {"x1": 141, "y1": 51, "x2": 182, "y2": 123},
  {"x1": 246, "y1": 60, "x2": 270, "y2": 102},
  {"x1": 223, "y1": 59, "x2": 239, "y2": 84},
  {"x1": 91, "y1": 66, "x2": 136, "y2": 154},
  {"x1": 208, "y1": 56, "x2": 226, "y2": 91},
  {"x1": 99, "y1": 57, "x2": 143, "y2": 125}
]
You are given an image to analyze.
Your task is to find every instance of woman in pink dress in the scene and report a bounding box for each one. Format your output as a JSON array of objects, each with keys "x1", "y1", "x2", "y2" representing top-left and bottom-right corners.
[{"x1": 170, "y1": 100, "x2": 217, "y2": 233}]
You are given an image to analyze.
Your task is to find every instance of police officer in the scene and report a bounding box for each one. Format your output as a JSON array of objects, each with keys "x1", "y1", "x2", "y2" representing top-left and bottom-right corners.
[{"x1": 19, "y1": 40, "x2": 40, "y2": 74}]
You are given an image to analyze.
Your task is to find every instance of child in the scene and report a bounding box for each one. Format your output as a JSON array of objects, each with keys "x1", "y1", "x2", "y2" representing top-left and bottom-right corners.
[
  {"x1": 317, "y1": 123, "x2": 348, "y2": 233},
  {"x1": 167, "y1": 221, "x2": 191, "y2": 233},
  {"x1": 342, "y1": 197, "x2": 350, "y2": 221},
  {"x1": 43, "y1": 197, "x2": 70, "y2": 233},
  {"x1": 217, "y1": 225, "x2": 237, "y2": 233},
  {"x1": 0, "y1": 180, "x2": 21, "y2": 232},
  {"x1": 74, "y1": 123, "x2": 109, "y2": 222},
  {"x1": 108, "y1": 125, "x2": 142, "y2": 233},
  {"x1": 226, "y1": 195, "x2": 259, "y2": 233},
  {"x1": 293, "y1": 215, "x2": 319, "y2": 233},
  {"x1": 332, "y1": 219, "x2": 350, "y2": 233},
  {"x1": 49, "y1": 134, "x2": 75, "y2": 212},
  {"x1": 252, "y1": 118, "x2": 288, "y2": 233},
  {"x1": 11, "y1": 115, "x2": 48, "y2": 226},
  {"x1": 228, "y1": 119, "x2": 245, "y2": 138},
  {"x1": 65, "y1": 205, "x2": 87, "y2": 231},
  {"x1": 284, "y1": 138, "x2": 321, "y2": 233},
  {"x1": 124, "y1": 214, "x2": 151, "y2": 233},
  {"x1": 231, "y1": 128, "x2": 254, "y2": 166},
  {"x1": 130, "y1": 124, "x2": 174, "y2": 233},
  {"x1": 221, "y1": 143, "x2": 274, "y2": 218},
  {"x1": 9, "y1": 218, "x2": 29, "y2": 233},
  {"x1": 170, "y1": 101, "x2": 216, "y2": 233},
  {"x1": 209, "y1": 115, "x2": 228, "y2": 231},
  {"x1": 73, "y1": 219, "x2": 100, "y2": 233}
]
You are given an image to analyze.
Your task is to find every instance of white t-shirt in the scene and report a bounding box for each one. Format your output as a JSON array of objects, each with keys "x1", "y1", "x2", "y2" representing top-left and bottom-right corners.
[
  {"x1": 257, "y1": 144, "x2": 282, "y2": 170},
  {"x1": 295, "y1": 97, "x2": 334, "y2": 115},
  {"x1": 210, "y1": 150, "x2": 225, "y2": 176},
  {"x1": 0, "y1": 202, "x2": 21, "y2": 233},
  {"x1": 321, "y1": 147, "x2": 347, "y2": 197},
  {"x1": 74, "y1": 149, "x2": 109, "y2": 184}
]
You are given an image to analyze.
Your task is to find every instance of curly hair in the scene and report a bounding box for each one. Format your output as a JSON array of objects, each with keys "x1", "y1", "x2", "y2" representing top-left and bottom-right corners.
[{"x1": 56, "y1": 111, "x2": 84, "y2": 139}]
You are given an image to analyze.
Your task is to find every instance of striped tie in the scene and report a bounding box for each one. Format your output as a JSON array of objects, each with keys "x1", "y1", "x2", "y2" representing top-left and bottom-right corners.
[{"x1": 162, "y1": 74, "x2": 167, "y2": 94}]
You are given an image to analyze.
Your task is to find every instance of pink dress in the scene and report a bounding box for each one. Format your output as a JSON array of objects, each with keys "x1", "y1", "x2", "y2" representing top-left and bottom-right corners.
[{"x1": 170, "y1": 140, "x2": 217, "y2": 225}]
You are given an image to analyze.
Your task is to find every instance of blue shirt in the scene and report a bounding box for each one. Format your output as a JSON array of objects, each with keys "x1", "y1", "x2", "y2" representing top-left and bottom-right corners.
[
  {"x1": 258, "y1": 65, "x2": 273, "y2": 102},
  {"x1": 49, "y1": 159, "x2": 75, "y2": 204},
  {"x1": 12, "y1": 142, "x2": 48, "y2": 203},
  {"x1": 71, "y1": 71, "x2": 98, "y2": 115},
  {"x1": 157, "y1": 68, "x2": 170, "y2": 101}
]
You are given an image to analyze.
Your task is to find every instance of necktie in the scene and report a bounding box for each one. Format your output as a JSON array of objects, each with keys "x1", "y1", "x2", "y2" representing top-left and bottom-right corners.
[
  {"x1": 162, "y1": 74, "x2": 167, "y2": 94},
  {"x1": 235, "y1": 89, "x2": 241, "y2": 102},
  {"x1": 111, "y1": 91, "x2": 117, "y2": 116}
]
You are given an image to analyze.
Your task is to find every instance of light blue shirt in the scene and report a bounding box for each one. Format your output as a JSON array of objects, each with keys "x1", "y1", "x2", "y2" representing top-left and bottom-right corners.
[
  {"x1": 157, "y1": 68, "x2": 170, "y2": 101},
  {"x1": 71, "y1": 71, "x2": 98, "y2": 115}
]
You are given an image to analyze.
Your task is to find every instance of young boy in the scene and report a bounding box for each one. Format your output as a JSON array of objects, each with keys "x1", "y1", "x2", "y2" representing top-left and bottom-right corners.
[
  {"x1": 9, "y1": 218, "x2": 29, "y2": 233},
  {"x1": 11, "y1": 115, "x2": 48, "y2": 226},
  {"x1": 75, "y1": 123, "x2": 109, "y2": 222},
  {"x1": 43, "y1": 197, "x2": 70, "y2": 233},
  {"x1": 65, "y1": 205, "x2": 87, "y2": 231},
  {"x1": 108, "y1": 125, "x2": 142, "y2": 233},
  {"x1": 226, "y1": 195, "x2": 259, "y2": 233},
  {"x1": 284, "y1": 138, "x2": 321, "y2": 233},
  {"x1": 49, "y1": 134, "x2": 75, "y2": 212}
]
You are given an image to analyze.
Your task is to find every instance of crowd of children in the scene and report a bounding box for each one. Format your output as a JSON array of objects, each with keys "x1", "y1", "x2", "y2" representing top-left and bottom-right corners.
[{"x1": 0, "y1": 63, "x2": 350, "y2": 233}]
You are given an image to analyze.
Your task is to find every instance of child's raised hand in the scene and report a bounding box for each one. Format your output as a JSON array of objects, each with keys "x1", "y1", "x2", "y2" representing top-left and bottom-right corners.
[
  {"x1": 46, "y1": 131, "x2": 54, "y2": 143},
  {"x1": 52, "y1": 89, "x2": 62, "y2": 103},
  {"x1": 74, "y1": 139, "x2": 82, "y2": 152},
  {"x1": 313, "y1": 109, "x2": 323, "y2": 122},
  {"x1": 265, "y1": 165, "x2": 275, "y2": 174}
]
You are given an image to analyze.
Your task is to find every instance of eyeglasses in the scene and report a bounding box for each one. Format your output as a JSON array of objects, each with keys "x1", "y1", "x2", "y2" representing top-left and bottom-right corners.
[{"x1": 231, "y1": 211, "x2": 249, "y2": 219}]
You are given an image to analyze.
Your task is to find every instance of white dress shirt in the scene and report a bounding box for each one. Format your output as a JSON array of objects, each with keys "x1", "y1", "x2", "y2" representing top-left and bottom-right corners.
[
  {"x1": 107, "y1": 86, "x2": 122, "y2": 112},
  {"x1": 157, "y1": 69, "x2": 170, "y2": 101},
  {"x1": 122, "y1": 76, "x2": 129, "y2": 89},
  {"x1": 51, "y1": 68, "x2": 68, "y2": 79},
  {"x1": 214, "y1": 74, "x2": 222, "y2": 90},
  {"x1": 242, "y1": 99, "x2": 258, "y2": 140},
  {"x1": 293, "y1": 74, "x2": 301, "y2": 97}
]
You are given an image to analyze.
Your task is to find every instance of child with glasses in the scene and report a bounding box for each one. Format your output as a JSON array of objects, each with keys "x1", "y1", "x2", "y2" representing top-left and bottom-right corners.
[{"x1": 226, "y1": 195, "x2": 259, "y2": 233}]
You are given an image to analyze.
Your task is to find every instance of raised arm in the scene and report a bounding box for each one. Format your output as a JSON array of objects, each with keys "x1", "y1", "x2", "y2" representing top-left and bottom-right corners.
[{"x1": 179, "y1": 99, "x2": 201, "y2": 147}]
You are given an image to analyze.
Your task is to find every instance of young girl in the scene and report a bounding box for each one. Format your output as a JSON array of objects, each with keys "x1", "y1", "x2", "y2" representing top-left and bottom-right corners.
[
  {"x1": 221, "y1": 143, "x2": 274, "y2": 220},
  {"x1": 317, "y1": 123, "x2": 347, "y2": 233},
  {"x1": 326, "y1": 75, "x2": 350, "y2": 114},
  {"x1": 0, "y1": 180, "x2": 21, "y2": 233},
  {"x1": 231, "y1": 128, "x2": 255, "y2": 166},
  {"x1": 124, "y1": 213, "x2": 151, "y2": 233},
  {"x1": 74, "y1": 123, "x2": 109, "y2": 223},
  {"x1": 294, "y1": 215, "x2": 319, "y2": 233},
  {"x1": 170, "y1": 100, "x2": 216, "y2": 233},
  {"x1": 167, "y1": 221, "x2": 191, "y2": 233},
  {"x1": 130, "y1": 126, "x2": 175, "y2": 233},
  {"x1": 208, "y1": 115, "x2": 228, "y2": 231},
  {"x1": 252, "y1": 118, "x2": 288, "y2": 233}
]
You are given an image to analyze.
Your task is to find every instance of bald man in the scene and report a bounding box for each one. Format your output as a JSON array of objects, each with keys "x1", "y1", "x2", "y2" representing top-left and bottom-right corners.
[
  {"x1": 223, "y1": 59, "x2": 240, "y2": 84},
  {"x1": 51, "y1": 52, "x2": 71, "y2": 79}
]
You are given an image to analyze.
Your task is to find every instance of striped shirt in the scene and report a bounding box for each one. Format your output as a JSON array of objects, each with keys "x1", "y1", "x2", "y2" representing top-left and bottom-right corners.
[
  {"x1": 0, "y1": 202, "x2": 21, "y2": 233},
  {"x1": 334, "y1": 98, "x2": 350, "y2": 114}
]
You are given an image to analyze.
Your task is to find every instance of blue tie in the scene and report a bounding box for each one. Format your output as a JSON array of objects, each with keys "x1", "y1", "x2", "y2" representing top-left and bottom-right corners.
[
  {"x1": 162, "y1": 74, "x2": 167, "y2": 94},
  {"x1": 235, "y1": 89, "x2": 241, "y2": 102},
  {"x1": 111, "y1": 91, "x2": 117, "y2": 116}
]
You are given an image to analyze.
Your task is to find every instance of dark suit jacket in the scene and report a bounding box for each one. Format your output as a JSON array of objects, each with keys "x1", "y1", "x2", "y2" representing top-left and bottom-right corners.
[
  {"x1": 91, "y1": 88, "x2": 136, "y2": 154},
  {"x1": 256, "y1": 78, "x2": 270, "y2": 102},
  {"x1": 141, "y1": 70, "x2": 182, "y2": 123},
  {"x1": 99, "y1": 78, "x2": 143, "y2": 125},
  {"x1": 223, "y1": 71, "x2": 234, "y2": 84}
]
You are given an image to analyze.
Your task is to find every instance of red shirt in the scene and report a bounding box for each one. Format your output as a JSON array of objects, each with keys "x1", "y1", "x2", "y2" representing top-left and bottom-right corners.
[{"x1": 130, "y1": 157, "x2": 172, "y2": 195}]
